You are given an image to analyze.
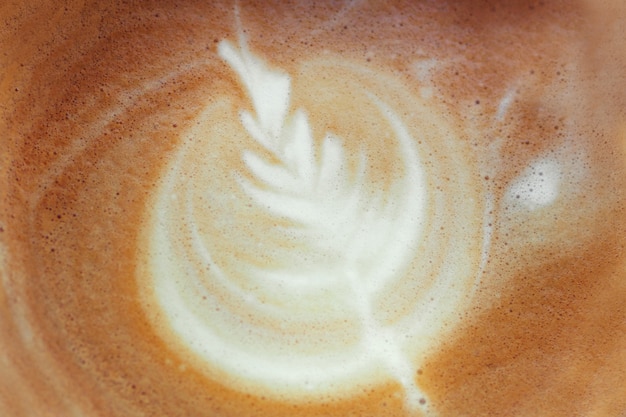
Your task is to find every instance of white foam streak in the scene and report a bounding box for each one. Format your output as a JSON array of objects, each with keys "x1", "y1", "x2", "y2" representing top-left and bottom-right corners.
[
  {"x1": 356, "y1": 96, "x2": 427, "y2": 296},
  {"x1": 496, "y1": 88, "x2": 516, "y2": 121},
  {"x1": 317, "y1": 134, "x2": 348, "y2": 189},
  {"x1": 506, "y1": 156, "x2": 562, "y2": 210},
  {"x1": 284, "y1": 110, "x2": 317, "y2": 181},
  {"x1": 218, "y1": 40, "x2": 290, "y2": 141},
  {"x1": 242, "y1": 151, "x2": 303, "y2": 193}
]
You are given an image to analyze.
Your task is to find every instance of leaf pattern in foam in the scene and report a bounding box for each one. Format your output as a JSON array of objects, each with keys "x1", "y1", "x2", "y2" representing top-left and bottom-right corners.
[
  {"x1": 215, "y1": 37, "x2": 432, "y2": 410},
  {"x1": 218, "y1": 39, "x2": 426, "y2": 292}
]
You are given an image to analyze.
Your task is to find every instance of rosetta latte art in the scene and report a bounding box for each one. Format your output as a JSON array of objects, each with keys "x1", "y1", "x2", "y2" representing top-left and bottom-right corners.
[{"x1": 138, "y1": 34, "x2": 493, "y2": 412}]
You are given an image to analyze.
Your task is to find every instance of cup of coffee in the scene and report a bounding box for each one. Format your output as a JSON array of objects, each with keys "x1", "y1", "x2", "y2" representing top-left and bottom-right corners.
[{"x1": 1, "y1": 1, "x2": 625, "y2": 416}]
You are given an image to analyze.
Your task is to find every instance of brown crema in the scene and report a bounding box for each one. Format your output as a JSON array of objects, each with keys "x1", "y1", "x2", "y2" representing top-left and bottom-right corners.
[{"x1": 2, "y1": 1, "x2": 626, "y2": 416}]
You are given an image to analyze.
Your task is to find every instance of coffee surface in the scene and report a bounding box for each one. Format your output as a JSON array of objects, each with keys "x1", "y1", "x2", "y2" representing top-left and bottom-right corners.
[{"x1": 2, "y1": 1, "x2": 626, "y2": 416}]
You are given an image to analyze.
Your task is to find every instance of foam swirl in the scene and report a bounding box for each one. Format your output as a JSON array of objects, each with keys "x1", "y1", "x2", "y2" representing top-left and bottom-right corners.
[{"x1": 138, "y1": 36, "x2": 491, "y2": 411}]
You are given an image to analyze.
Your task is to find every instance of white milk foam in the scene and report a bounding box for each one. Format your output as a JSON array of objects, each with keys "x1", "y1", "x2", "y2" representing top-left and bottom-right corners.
[
  {"x1": 140, "y1": 36, "x2": 496, "y2": 412},
  {"x1": 505, "y1": 156, "x2": 562, "y2": 210}
]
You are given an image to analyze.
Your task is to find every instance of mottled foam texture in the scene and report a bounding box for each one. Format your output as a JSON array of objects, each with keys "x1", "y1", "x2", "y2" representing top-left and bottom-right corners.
[{"x1": 1, "y1": 1, "x2": 626, "y2": 417}]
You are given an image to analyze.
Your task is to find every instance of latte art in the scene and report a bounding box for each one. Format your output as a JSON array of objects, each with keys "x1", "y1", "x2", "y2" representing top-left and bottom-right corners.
[
  {"x1": 139, "y1": 35, "x2": 491, "y2": 410},
  {"x1": 2, "y1": 1, "x2": 626, "y2": 416}
]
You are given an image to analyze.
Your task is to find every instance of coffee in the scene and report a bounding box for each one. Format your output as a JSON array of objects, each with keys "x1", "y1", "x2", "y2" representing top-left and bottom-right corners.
[{"x1": 2, "y1": 1, "x2": 626, "y2": 416}]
